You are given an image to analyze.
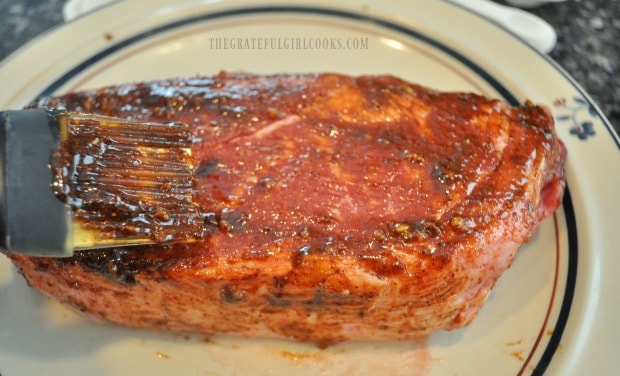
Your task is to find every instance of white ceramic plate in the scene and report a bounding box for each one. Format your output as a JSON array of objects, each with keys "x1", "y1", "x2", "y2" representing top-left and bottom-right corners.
[{"x1": 1, "y1": 1, "x2": 618, "y2": 375}]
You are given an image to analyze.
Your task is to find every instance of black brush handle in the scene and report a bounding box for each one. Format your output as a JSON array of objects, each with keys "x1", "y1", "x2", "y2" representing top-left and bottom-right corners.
[{"x1": 0, "y1": 109, "x2": 72, "y2": 256}]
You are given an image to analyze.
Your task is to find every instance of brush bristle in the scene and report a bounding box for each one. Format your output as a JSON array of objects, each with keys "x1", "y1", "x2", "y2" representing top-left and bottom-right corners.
[{"x1": 50, "y1": 111, "x2": 204, "y2": 249}]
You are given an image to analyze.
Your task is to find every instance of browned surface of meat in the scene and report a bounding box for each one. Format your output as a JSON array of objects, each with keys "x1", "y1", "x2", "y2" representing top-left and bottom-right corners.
[{"x1": 10, "y1": 72, "x2": 566, "y2": 347}]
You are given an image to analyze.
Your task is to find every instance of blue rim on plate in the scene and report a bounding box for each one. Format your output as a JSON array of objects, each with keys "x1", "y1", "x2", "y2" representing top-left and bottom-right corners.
[{"x1": 33, "y1": 5, "x2": 581, "y2": 375}]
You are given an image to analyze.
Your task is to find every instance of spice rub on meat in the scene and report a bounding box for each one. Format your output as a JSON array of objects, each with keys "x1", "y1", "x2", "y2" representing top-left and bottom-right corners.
[{"x1": 10, "y1": 72, "x2": 566, "y2": 347}]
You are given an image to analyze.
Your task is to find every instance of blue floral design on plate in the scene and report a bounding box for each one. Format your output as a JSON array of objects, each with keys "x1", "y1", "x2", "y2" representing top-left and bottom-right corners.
[{"x1": 554, "y1": 96, "x2": 597, "y2": 140}]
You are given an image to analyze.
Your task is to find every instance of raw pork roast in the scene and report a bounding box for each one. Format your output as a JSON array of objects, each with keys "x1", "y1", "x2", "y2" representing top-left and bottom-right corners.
[{"x1": 10, "y1": 72, "x2": 566, "y2": 347}]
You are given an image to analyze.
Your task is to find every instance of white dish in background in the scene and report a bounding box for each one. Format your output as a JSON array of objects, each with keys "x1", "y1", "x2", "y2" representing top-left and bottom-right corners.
[
  {"x1": 0, "y1": 0, "x2": 618, "y2": 375},
  {"x1": 62, "y1": 0, "x2": 118, "y2": 21},
  {"x1": 505, "y1": 0, "x2": 567, "y2": 8},
  {"x1": 448, "y1": 0, "x2": 557, "y2": 53}
]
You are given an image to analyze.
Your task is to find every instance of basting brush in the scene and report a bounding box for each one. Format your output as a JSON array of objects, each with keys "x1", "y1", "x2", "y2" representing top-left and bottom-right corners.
[{"x1": 0, "y1": 108, "x2": 204, "y2": 257}]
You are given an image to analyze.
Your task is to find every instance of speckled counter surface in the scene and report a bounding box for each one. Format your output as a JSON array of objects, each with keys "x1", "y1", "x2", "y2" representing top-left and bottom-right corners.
[{"x1": 0, "y1": 0, "x2": 618, "y2": 134}]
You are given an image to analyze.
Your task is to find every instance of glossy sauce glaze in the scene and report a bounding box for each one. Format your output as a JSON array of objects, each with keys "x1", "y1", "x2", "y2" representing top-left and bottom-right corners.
[
  {"x1": 14, "y1": 72, "x2": 565, "y2": 346},
  {"x1": 47, "y1": 73, "x2": 558, "y2": 269},
  {"x1": 49, "y1": 109, "x2": 204, "y2": 247}
]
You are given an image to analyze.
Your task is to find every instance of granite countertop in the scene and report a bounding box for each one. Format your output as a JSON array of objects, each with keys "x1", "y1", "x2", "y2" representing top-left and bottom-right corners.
[{"x1": 0, "y1": 0, "x2": 618, "y2": 135}]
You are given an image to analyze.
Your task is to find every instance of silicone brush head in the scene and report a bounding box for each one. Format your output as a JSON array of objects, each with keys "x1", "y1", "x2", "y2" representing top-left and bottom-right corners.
[{"x1": 0, "y1": 108, "x2": 204, "y2": 256}]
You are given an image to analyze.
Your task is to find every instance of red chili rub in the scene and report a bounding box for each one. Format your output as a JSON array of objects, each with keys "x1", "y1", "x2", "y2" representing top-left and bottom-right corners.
[{"x1": 11, "y1": 72, "x2": 565, "y2": 347}]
